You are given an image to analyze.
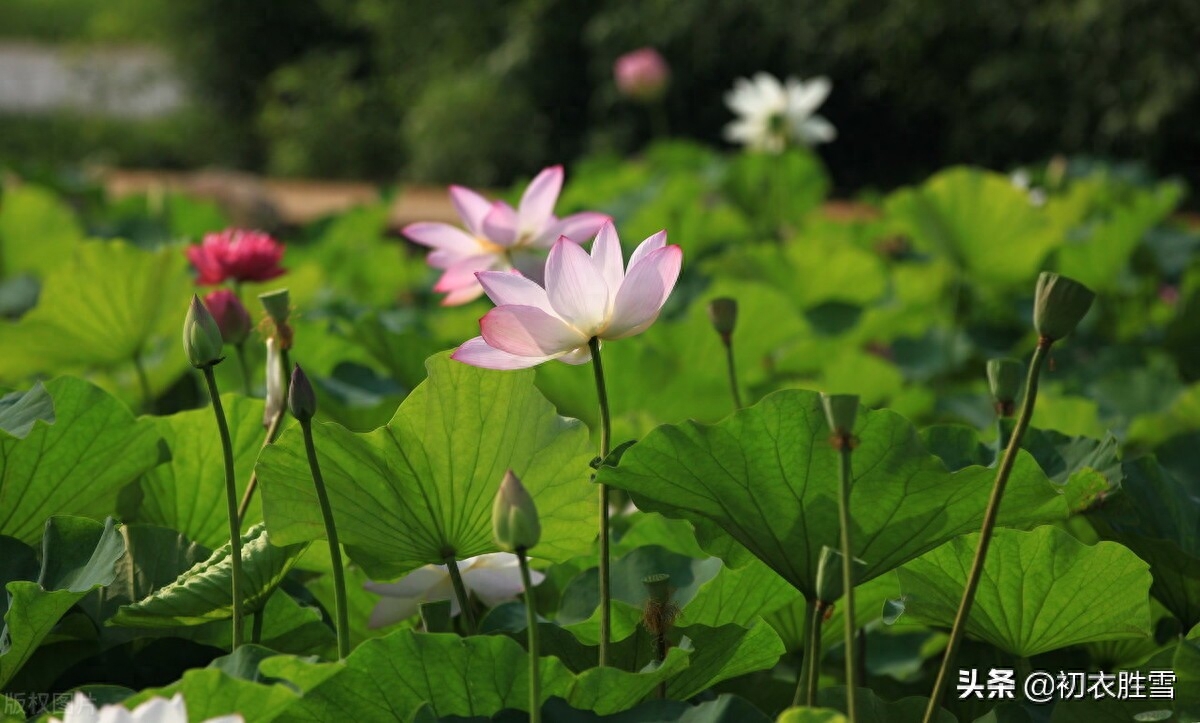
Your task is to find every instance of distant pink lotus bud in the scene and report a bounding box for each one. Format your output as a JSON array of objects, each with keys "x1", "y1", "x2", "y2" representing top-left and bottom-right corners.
[
  {"x1": 614, "y1": 48, "x2": 670, "y2": 102},
  {"x1": 1159, "y1": 284, "x2": 1180, "y2": 306},
  {"x1": 186, "y1": 228, "x2": 286, "y2": 285},
  {"x1": 204, "y1": 289, "x2": 252, "y2": 345}
]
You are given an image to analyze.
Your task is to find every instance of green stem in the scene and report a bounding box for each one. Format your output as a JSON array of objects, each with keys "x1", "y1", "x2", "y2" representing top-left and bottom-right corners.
[
  {"x1": 202, "y1": 365, "x2": 243, "y2": 651},
  {"x1": 588, "y1": 337, "x2": 612, "y2": 667},
  {"x1": 921, "y1": 339, "x2": 1053, "y2": 722},
  {"x1": 133, "y1": 351, "x2": 154, "y2": 414},
  {"x1": 835, "y1": 437, "x2": 858, "y2": 722},
  {"x1": 237, "y1": 407, "x2": 286, "y2": 527},
  {"x1": 252, "y1": 609, "x2": 264, "y2": 644},
  {"x1": 518, "y1": 550, "x2": 541, "y2": 723},
  {"x1": 649, "y1": 99, "x2": 669, "y2": 140},
  {"x1": 445, "y1": 553, "x2": 477, "y2": 634},
  {"x1": 723, "y1": 339, "x2": 743, "y2": 410},
  {"x1": 794, "y1": 598, "x2": 827, "y2": 706},
  {"x1": 235, "y1": 342, "x2": 252, "y2": 396},
  {"x1": 301, "y1": 420, "x2": 350, "y2": 659}
]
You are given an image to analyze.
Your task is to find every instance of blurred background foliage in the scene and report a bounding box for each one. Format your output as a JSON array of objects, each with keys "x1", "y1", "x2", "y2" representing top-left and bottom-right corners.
[{"x1": 1, "y1": 0, "x2": 1199, "y2": 193}]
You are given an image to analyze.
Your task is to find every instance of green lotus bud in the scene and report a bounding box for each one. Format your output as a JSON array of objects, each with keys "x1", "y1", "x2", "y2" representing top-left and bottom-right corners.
[
  {"x1": 183, "y1": 294, "x2": 224, "y2": 368},
  {"x1": 821, "y1": 393, "x2": 859, "y2": 436},
  {"x1": 707, "y1": 297, "x2": 738, "y2": 342},
  {"x1": 492, "y1": 470, "x2": 540, "y2": 552},
  {"x1": 1033, "y1": 272, "x2": 1095, "y2": 341},
  {"x1": 986, "y1": 358, "x2": 1023, "y2": 415},
  {"x1": 258, "y1": 288, "x2": 291, "y2": 326},
  {"x1": 288, "y1": 364, "x2": 317, "y2": 422}
]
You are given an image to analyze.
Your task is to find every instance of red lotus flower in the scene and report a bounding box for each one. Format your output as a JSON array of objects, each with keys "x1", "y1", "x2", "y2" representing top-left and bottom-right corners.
[
  {"x1": 186, "y1": 229, "x2": 286, "y2": 285},
  {"x1": 203, "y1": 288, "x2": 252, "y2": 345}
]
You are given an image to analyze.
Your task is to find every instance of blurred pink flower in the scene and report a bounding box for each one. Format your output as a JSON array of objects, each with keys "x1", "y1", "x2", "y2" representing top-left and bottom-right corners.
[
  {"x1": 203, "y1": 289, "x2": 252, "y2": 345},
  {"x1": 1159, "y1": 284, "x2": 1180, "y2": 306},
  {"x1": 403, "y1": 166, "x2": 610, "y2": 306},
  {"x1": 614, "y1": 48, "x2": 670, "y2": 101},
  {"x1": 186, "y1": 229, "x2": 285, "y2": 285},
  {"x1": 452, "y1": 222, "x2": 682, "y2": 370}
]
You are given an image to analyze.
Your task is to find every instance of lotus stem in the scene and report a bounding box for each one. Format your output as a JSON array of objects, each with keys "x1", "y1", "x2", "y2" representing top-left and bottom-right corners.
[
  {"x1": 922, "y1": 338, "x2": 1052, "y2": 722},
  {"x1": 588, "y1": 336, "x2": 612, "y2": 667},
  {"x1": 234, "y1": 341, "x2": 252, "y2": 396},
  {"x1": 794, "y1": 598, "x2": 827, "y2": 707},
  {"x1": 237, "y1": 407, "x2": 285, "y2": 527},
  {"x1": 300, "y1": 418, "x2": 350, "y2": 659},
  {"x1": 723, "y1": 340, "x2": 743, "y2": 410},
  {"x1": 202, "y1": 365, "x2": 244, "y2": 650},
  {"x1": 518, "y1": 549, "x2": 541, "y2": 723},
  {"x1": 834, "y1": 431, "x2": 859, "y2": 722},
  {"x1": 133, "y1": 351, "x2": 154, "y2": 414},
  {"x1": 444, "y1": 553, "x2": 477, "y2": 634}
]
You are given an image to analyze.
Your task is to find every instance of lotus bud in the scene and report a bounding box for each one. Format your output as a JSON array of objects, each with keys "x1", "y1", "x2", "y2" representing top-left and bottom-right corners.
[
  {"x1": 288, "y1": 364, "x2": 317, "y2": 422},
  {"x1": 821, "y1": 393, "x2": 859, "y2": 437},
  {"x1": 1033, "y1": 272, "x2": 1095, "y2": 341},
  {"x1": 986, "y1": 358, "x2": 1023, "y2": 416},
  {"x1": 204, "y1": 289, "x2": 252, "y2": 346},
  {"x1": 183, "y1": 294, "x2": 224, "y2": 368},
  {"x1": 263, "y1": 337, "x2": 285, "y2": 427},
  {"x1": 707, "y1": 297, "x2": 738, "y2": 343},
  {"x1": 492, "y1": 470, "x2": 540, "y2": 552}
]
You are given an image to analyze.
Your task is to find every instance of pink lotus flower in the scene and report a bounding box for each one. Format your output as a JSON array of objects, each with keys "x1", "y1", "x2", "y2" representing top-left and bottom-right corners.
[
  {"x1": 186, "y1": 229, "x2": 286, "y2": 285},
  {"x1": 452, "y1": 222, "x2": 682, "y2": 369},
  {"x1": 403, "y1": 166, "x2": 610, "y2": 306},
  {"x1": 203, "y1": 289, "x2": 252, "y2": 345},
  {"x1": 614, "y1": 48, "x2": 670, "y2": 102}
]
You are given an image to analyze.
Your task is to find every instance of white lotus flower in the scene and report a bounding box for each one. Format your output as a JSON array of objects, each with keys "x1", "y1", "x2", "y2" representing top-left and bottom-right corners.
[
  {"x1": 723, "y1": 72, "x2": 836, "y2": 152},
  {"x1": 49, "y1": 692, "x2": 242, "y2": 723},
  {"x1": 364, "y1": 552, "x2": 545, "y2": 628}
]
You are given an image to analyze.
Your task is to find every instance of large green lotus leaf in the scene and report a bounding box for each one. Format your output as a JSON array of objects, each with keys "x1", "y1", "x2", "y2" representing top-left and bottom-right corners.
[
  {"x1": 0, "y1": 184, "x2": 84, "y2": 278},
  {"x1": 0, "y1": 240, "x2": 192, "y2": 383},
  {"x1": 264, "y1": 629, "x2": 688, "y2": 721},
  {"x1": 884, "y1": 167, "x2": 1063, "y2": 284},
  {"x1": 1056, "y1": 181, "x2": 1182, "y2": 291},
  {"x1": 895, "y1": 526, "x2": 1152, "y2": 657},
  {"x1": 684, "y1": 558, "x2": 800, "y2": 629},
  {"x1": 0, "y1": 517, "x2": 125, "y2": 688},
  {"x1": 514, "y1": 617, "x2": 782, "y2": 702},
  {"x1": 1087, "y1": 456, "x2": 1200, "y2": 630},
  {"x1": 80, "y1": 524, "x2": 331, "y2": 655},
  {"x1": 597, "y1": 389, "x2": 1067, "y2": 599},
  {"x1": 1048, "y1": 645, "x2": 1191, "y2": 722},
  {"x1": 110, "y1": 523, "x2": 308, "y2": 626},
  {"x1": 256, "y1": 352, "x2": 596, "y2": 578},
  {"x1": 0, "y1": 377, "x2": 167, "y2": 544},
  {"x1": 776, "y1": 709, "x2": 847, "y2": 723},
  {"x1": 126, "y1": 394, "x2": 269, "y2": 547},
  {"x1": 121, "y1": 668, "x2": 298, "y2": 723}
]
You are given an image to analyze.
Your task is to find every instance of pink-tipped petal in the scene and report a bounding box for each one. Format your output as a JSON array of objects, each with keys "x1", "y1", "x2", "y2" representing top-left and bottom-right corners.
[
  {"x1": 482, "y1": 202, "x2": 519, "y2": 247},
  {"x1": 517, "y1": 165, "x2": 563, "y2": 236},
  {"x1": 539, "y1": 211, "x2": 612, "y2": 247},
  {"x1": 449, "y1": 185, "x2": 493, "y2": 236},
  {"x1": 452, "y1": 337, "x2": 554, "y2": 370},
  {"x1": 477, "y1": 270, "x2": 554, "y2": 313},
  {"x1": 480, "y1": 304, "x2": 588, "y2": 357},
  {"x1": 545, "y1": 238, "x2": 611, "y2": 334},
  {"x1": 589, "y1": 222, "x2": 625, "y2": 300},
  {"x1": 604, "y1": 245, "x2": 682, "y2": 339},
  {"x1": 404, "y1": 222, "x2": 481, "y2": 255},
  {"x1": 433, "y1": 255, "x2": 497, "y2": 293},
  {"x1": 627, "y1": 230, "x2": 669, "y2": 270}
]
